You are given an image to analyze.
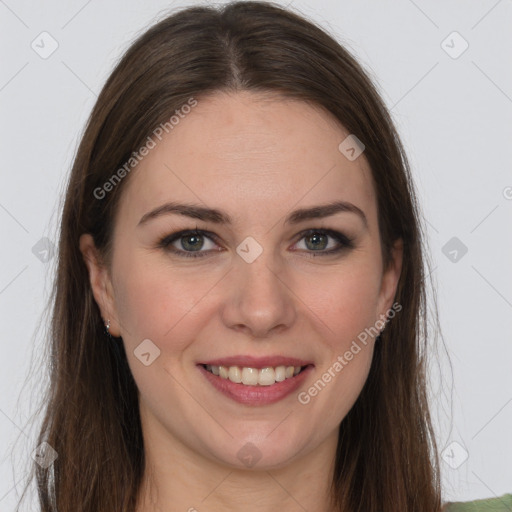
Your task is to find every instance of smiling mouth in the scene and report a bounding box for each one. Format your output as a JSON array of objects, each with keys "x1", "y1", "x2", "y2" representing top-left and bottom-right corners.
[{"x1": 200, "y1": 364, "x2": 310, "y2": 386}]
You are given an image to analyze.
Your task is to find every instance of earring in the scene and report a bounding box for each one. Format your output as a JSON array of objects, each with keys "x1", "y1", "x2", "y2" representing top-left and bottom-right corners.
[{"x1": 105, "y1": 319, "x2": 111, "y2": 336}]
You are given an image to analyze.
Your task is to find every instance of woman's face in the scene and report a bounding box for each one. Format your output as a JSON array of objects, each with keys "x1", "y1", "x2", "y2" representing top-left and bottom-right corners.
[{"x1": 81, "y1": 91, "x2": 402, "y2": 470}]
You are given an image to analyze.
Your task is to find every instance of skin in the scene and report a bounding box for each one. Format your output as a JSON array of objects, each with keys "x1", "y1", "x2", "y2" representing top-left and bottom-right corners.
[{"x1": 80, "y1": 91, "x2": 403, "y2": 512}]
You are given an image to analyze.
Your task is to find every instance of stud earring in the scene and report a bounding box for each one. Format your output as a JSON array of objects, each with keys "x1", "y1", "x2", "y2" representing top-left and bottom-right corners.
[{"x1": 105, "y1": 319, "x2": 111, "y2": 336}]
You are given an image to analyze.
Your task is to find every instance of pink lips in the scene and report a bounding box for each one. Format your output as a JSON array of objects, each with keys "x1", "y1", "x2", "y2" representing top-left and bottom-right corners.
[
  {"x1": 199, "y1": 355, "x2": 313, "y2": 368},
  {"x1": 197, "y1": 358, "x2": 314, "y2": 406}
]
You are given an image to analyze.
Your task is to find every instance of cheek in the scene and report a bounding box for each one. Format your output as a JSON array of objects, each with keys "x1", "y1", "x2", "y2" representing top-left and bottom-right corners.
[
  {"x1": 111, "y1": 258, "x2": 201, "y2": 401},
  {"x1": 112, "y1": 253, "x2": 215, "y2": 351},
  {"x1": 298, "y1": 260, "x2": 382, "y2": 338},
  {"x1": 321, "y1": 264, "x2": 381, "y2": 405},
  {"x1": 294, "y1": 259, "x2": 380, "y2": 398},
  {"x1": 297, "y1": 267, "x2": 378, "y2": 423}
]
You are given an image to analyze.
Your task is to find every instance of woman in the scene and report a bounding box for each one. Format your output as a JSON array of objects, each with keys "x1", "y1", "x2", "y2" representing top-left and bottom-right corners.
[{"x1": 17, "y1": 1, "x2": 511, "y2": 511}]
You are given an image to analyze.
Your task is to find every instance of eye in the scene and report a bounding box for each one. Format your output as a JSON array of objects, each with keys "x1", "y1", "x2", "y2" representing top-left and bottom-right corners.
[
  {"x1": 158, "y1": 229, "x2": 221, "y2": 258},
  {"x1": 292, "y1": 228, "x2": 354, "y2": 256}
]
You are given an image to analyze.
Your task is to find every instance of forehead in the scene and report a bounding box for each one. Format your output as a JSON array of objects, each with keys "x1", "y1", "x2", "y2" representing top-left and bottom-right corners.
[{"x1": 117, "y1": 91, "x2": 377, "y2": 229}]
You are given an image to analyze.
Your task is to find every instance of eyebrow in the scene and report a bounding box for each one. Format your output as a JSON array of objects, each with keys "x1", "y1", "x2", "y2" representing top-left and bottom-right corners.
[{"x1": 137, "y1": 200, "x2": 368, "y2": 228}]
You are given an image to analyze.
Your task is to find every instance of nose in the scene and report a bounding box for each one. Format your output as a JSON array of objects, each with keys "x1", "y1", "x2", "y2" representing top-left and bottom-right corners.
[{"x1": 220, "y1": 250, "x2": 297, "y2": 339}]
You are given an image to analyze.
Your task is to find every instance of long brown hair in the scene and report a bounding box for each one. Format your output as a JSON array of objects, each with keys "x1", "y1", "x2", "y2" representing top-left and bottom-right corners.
[{"x1": 16, "y1": 2, "x2": 444, "y2": 510}]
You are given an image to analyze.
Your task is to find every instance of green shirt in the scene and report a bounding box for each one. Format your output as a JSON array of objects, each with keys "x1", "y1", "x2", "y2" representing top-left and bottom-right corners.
[{"x1": 444, "y1": 494, "x2": 512, "y2": 511}]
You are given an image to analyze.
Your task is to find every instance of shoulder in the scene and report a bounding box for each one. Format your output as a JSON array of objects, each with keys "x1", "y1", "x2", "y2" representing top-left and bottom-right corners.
[{"x1": 442, "y1": 494, "x2": 512, "y2": 511}]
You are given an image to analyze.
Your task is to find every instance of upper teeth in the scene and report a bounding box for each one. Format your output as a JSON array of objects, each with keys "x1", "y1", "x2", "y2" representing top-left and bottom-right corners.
[{"x1": 205, "y1": 365, "x2": 303, "y2": 386}]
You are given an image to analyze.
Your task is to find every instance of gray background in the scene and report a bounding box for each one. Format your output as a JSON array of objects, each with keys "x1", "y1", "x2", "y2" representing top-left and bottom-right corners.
[{"x1": 1, "y1": 0, "x2": 511, "y2": 509}]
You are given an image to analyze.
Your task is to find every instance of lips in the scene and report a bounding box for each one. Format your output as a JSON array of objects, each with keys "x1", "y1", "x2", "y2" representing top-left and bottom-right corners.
[
  {"x1": 197, "y1": 363, "x2": 313, "y2": 405},
  {"x1": 196, "y1": 355, "x2": 314, "y2": 405},
  {"x1": 199, "y1": 355, "x2": 313, "y2": 368}
]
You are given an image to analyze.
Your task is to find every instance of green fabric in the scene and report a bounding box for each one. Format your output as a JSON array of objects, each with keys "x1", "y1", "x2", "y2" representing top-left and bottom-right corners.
[{"x1": 444, "y1": 494, "x2": 512, "y2": 511}]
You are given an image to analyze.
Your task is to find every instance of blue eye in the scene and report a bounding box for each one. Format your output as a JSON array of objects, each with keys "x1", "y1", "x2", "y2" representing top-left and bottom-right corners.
[{"x1": 158, "y1": 228, "x2": 354, "y2": 258}]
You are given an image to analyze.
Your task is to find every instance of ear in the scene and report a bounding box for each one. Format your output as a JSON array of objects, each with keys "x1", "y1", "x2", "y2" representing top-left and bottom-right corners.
[
  {"x1": 79, "y1": 233, "x2": 121, "y2": 337},
  {"x1": 376, "y1": 238, "x2": 403, "y2": 325}
]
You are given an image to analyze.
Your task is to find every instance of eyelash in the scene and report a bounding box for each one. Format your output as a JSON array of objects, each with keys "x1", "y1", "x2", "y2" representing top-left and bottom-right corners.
[{"x1": 157, "y1": 227, "x2": 354, "y2": 259}]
